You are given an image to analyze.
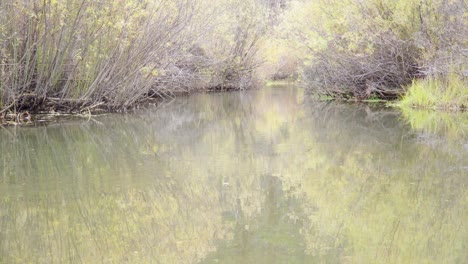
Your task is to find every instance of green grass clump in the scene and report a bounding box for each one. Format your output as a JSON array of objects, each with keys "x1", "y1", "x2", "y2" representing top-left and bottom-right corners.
[{"x1": 399, "y1": 74, "x2": 467, "y2": 111}]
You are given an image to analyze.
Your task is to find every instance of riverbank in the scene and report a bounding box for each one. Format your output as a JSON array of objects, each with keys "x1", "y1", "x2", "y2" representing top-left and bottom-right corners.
[
  {"x1": 315, "y1": 79, "x2": 467, "y2": 112},
  {"x1": 397, "y1": 75, "x2": 467, "y2": 111},
  {"x1": 0, "y1": 0, "x2": 266, "y2": 121},
  {"x1": 2, "y1": 79, "x2": 467, "y2": 127},
  {"x1": 0, "y1": 85, "x2": 251, "y2": 126},
  {"x1": 1, "y1": 0, "x2": 466, "y2": 126},
  {"x1": 268, "y1": 0, "x2": 467, "y2": 104}
]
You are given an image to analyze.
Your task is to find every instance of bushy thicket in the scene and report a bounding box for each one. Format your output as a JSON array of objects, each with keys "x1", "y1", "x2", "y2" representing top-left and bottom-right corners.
[
  {"x1": 279, "y1": 0, "x2": 467, "y2": 99},
  {"x1": 0, "y1": 0, "x2": 268, "y2": 112},
  {"x1": 2, "y1": 0, "x2": 466, "y2": 115}
]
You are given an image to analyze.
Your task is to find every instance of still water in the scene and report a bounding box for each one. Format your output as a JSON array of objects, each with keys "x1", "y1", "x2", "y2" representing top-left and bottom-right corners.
[{"x1": 0, "y1": 86, "x2": 467, "y2": 263}]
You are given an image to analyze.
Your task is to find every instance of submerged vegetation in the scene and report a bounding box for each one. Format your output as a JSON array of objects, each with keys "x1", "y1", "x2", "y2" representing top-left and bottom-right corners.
[{"x1": 0, "y1": 0, "x2": 466, "y2": 120}]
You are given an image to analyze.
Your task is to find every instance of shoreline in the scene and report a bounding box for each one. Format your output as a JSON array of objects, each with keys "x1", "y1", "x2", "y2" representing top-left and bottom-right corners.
[
  {"x1": 1, "y1": 83, "x2": 466, "y2": 127},
  {"x1": 0, "y1": 86, "x2": 253, "y2": 127}
]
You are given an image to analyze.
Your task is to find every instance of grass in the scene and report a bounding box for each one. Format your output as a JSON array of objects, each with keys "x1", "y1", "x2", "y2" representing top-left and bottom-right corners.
[
  {"x1": 318, "y1": 95, "x2": 335, "y2": 101},
  {"x1": 362, "y1": 95, "x2": 389, "y2": 103},
  {"x1": 398, "y1": 74, "x2": 467, "y2": 111}
]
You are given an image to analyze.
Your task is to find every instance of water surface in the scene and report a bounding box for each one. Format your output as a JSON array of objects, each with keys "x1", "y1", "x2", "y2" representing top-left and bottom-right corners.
[{"x1": 0, "y1": 86, "x2": 467, "y2": 263}]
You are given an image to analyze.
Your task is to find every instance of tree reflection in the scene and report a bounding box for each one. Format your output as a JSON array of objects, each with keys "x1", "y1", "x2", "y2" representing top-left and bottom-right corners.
[{"x1": 0, "y1": 86, "x2": 466, "y2": 263}]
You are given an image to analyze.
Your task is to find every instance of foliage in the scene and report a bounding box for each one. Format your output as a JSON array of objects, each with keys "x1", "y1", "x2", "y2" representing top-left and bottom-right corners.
[
  {"x1": 276, "y1": 0, "x2": 467, "y2": 100},
  {"x1": 0, "y1": 0, "x2": 267, "y2": 113}
]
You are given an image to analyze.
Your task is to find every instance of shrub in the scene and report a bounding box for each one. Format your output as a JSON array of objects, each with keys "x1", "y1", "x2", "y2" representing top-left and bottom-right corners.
[
  {"x1": 0, "y1": 0, "x2": 267, "y2": 113},
  {"x1": 279, "y1": 0, "x2": 468, "y2": 100}
]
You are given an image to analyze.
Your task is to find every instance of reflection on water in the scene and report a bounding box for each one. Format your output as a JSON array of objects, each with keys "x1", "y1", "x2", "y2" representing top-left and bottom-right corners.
[
  {"x1": 0, "y1": 86, "x2": 467, "y2": 263},
  {"x1": 401, "y1": 107, "x2": 468, "y2": 139}
]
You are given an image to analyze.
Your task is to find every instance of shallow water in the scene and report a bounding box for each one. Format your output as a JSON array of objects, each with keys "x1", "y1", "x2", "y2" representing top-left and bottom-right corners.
[{"x1": 0, "y1": 86, "x2": 467, "y2": 263}]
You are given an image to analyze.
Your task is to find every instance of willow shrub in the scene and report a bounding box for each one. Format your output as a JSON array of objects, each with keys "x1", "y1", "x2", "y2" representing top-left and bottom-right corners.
[
  {"x1": 0, "y1": 0, "x2": 266, "y2": 112},
  {"x1": 278, "y1": 0, "x2": 467, "y2": 100},
  {"x1": 0, "y1": 0, "x2": 189, "y2": 109}
]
